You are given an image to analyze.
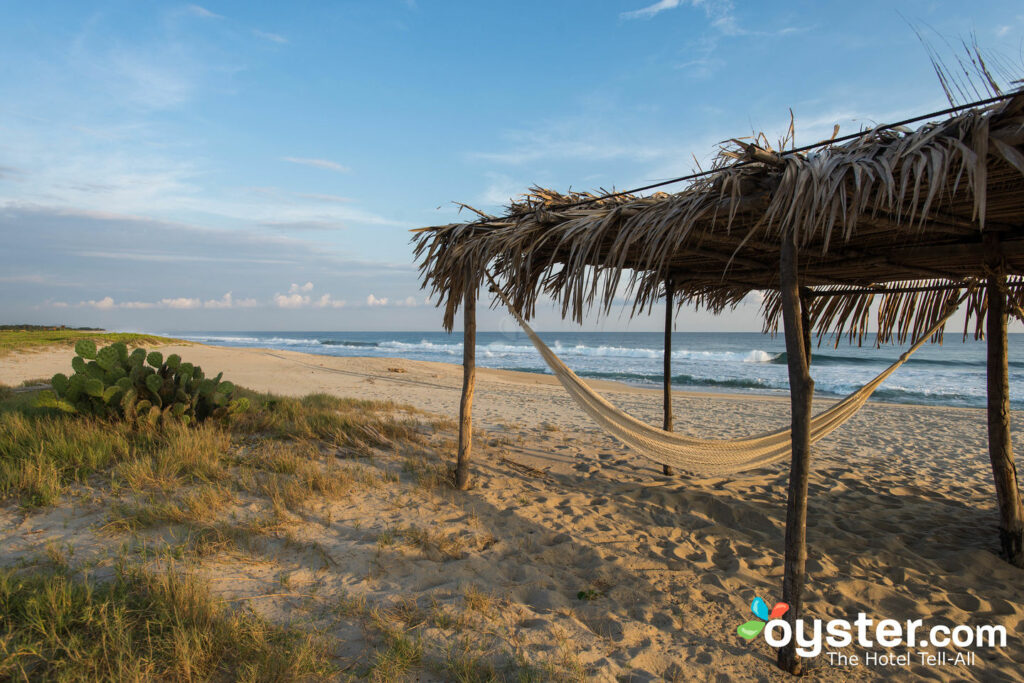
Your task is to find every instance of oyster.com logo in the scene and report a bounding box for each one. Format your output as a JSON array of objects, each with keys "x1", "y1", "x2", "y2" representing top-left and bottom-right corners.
[
  {"x1": 734, "y1": 595, "x2": 1007, "y2": 668},
  {"x1": 737, "y1": 596, "x2": 789, "y2": 641}
]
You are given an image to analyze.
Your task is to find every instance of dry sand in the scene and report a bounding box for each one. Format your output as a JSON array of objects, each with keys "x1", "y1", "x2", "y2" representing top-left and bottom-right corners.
[{"x1": 2, "y1": 344, "x2": 1023, "y2": 681}]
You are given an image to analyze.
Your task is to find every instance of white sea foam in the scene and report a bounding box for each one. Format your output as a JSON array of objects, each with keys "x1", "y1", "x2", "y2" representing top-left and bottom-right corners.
[{"x1": 373, "y1": 339, "x2": 780, "y2": 362}]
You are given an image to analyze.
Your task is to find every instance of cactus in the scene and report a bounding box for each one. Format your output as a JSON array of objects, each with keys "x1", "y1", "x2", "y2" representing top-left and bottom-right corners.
[
  {"x1": 96, "y1": 345, "x2": 119, "y2": 371},
  {"x1": 66, "y1": 373, "x2": 85, "y2": 401},
  {"x1": 75, "y1": 339, "x2": 97, "y2": 360},
  {"x1": 84, "y1": 378, "x2": 104, "y2": 398},
  {"x1": 51, "y1": 373, "x2": 69, "y2": 395},
  {"x1": 45, "y1": 342, "x2": 244, "y2": 427},
  {"x1": 145, "y1": 374, "x2": 162, "y2": 396}
]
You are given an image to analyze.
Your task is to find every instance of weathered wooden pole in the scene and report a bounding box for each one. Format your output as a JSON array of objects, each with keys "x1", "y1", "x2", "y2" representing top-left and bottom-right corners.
[
  {"x1": 663, "y1": 278, "x2": 675, "y2": 476},
  {"x1": 456, "y1": 279, "x2": 477, "y2": 490},
  {"x1": 777, "y1": 233, "x2": 814, "y2": 675},
  {"x1": 984, "y1": 233, "x2": 1024, "y2": 567},
  {"x1": 800, "y1": 286, "x2": 813, "y2": 364}
]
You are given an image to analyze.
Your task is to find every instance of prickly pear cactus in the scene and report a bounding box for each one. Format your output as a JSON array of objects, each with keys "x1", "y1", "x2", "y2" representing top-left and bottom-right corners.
[{"x1": 42, "y1": 342, "x2": 246, "y2": 426}]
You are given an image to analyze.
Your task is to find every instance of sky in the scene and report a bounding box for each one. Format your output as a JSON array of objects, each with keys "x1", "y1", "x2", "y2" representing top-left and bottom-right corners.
[{"x1": 1, "y1": 0, "x2": 1022, "y2": 333}]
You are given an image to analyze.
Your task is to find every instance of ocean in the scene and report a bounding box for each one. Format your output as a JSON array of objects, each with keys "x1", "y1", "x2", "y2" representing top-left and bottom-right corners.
[{"x1": 170, "y1": 331, "x2": 1024, "y2": 409}]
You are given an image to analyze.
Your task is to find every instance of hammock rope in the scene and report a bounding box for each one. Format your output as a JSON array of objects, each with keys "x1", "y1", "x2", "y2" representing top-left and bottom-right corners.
[{"x1": 485, "y1": 274, "x2": 969, "y2": 475}]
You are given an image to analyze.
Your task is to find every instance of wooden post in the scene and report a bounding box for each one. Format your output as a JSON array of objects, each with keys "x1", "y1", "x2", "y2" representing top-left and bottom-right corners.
[
  {"x1": 456, "y1": 280, "x2": 477, "y2": 490},
  {"x1": 663, "y1": 278, "x2": 674, "y2": 476},
  {"x1": 984, "y1": 234, "x2": 1024, "y2": 567},
  {"x1": 777, "y1": 234, "x2": 814, "y2": 675},
  {"x1": 800, "y1": 286, "x2": 813, "y2": 364}
]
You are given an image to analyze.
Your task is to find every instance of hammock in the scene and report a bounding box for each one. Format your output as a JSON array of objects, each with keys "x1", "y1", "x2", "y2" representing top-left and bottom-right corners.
[{"x1": 489, "y1": 282, "x2": 967, "y2": 475}]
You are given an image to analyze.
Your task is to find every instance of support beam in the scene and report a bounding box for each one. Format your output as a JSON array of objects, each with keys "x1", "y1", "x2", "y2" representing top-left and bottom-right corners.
[
  {"x1": 663, "y1": 278, "x2": 674, "y2": 476},
  {"x1": 456, "y1": 281, "x2": 477, "y2": 490},
  {"x1": 984, "y1": 234, "x2": 1024, "y2": 566},
  {"x1": 808, "y1": 283, "x2": 964, "y2": 298},
  {"x1": 777, "y1": 234, "x2": 815, "y2": 675}
]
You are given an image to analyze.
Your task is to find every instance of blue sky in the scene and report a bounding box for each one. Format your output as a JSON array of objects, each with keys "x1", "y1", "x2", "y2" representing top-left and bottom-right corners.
[{"x1": 1, "y1": 0, "x2": 1022, "y2": 332}]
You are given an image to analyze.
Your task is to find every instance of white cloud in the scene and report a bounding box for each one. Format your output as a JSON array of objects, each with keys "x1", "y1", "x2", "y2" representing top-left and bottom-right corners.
[
  {"x1": 472, "y1": 130, "x2": 693, "y2": 167},
  {"x1": 315, "y1": 294, "x2": 346, "y2": 308},
  {"x1": 366, "y1": 294, "x2": 388, "y2": 306},
  {"x1": 84, "y1": 296, "x2": 116, "y2": 310},
  {"x1": 622, "y1": 0, "x2": 780, "y2": 38},
  {"x1": 186, "y1": 5, "x2": 223, "y2": 19},
  {"x1": 204, "y1": 292, "x2": 234, "y2": 309},
  {"x1": 621, "y1": 0, "x2": 682, "y2": 19},
  {"x1": 160, "y1": 297, "x2": 201, "y2": 309},
  {"x1": 253, "y1": 29, "x2": 288, "y2": 44},
  {"x1": 298, "y1": 193, "x2": 354, "y2": 204},
  {"x1": 281, "y1": 157, "x2": 350, "y2": 173},
  {"x1": 274, "y1": 293, "x2": 310, "y2": 308},
  {"x1": 65, "y1": 291, "x2": 254, "y2": 310},
  {"x1": 479, "y1": 172, "x2": 526, "y2": 207},
  {"x1": 275, "y1": 282, "x2": 347, "y2": 308},
  {"x1": 397, "y1": 296, "x2": 418, "y2": 307}
]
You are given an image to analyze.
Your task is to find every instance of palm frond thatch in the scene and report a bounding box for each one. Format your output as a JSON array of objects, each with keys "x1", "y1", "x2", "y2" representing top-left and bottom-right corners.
[{"x1": 413, "y1": 91, "x2": 1024, "y2": 342}]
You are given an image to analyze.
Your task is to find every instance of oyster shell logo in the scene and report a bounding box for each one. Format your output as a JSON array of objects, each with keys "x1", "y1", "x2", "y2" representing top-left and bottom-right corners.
[{"x1": 737, "y1": 596, "x2": 789, "y2": 641}]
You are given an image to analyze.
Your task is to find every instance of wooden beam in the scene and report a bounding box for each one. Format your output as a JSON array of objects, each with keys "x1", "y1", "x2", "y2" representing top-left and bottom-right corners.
[
  {"x1": 777, "y1": 233, "x2": 815, "y2": 675},
  {"x1": 666, "y1": 238, "x2": 1024, "y2": 289},
  {"x1": 663, "y1": 278, "x2": 674, "y2": 477},
  {"x1": 808, "y1": 283, "x2": 964, "y2": 297},
  {"x1": 456, "y1": 281, "x2": 477, "y2": 490},
  {"x1": 984, "y1": 234, "x2": 1024, "y2": 567}
]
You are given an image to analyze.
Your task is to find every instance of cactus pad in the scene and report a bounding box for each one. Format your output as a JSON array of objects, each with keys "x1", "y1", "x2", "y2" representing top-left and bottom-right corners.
[{"x1": 74, "y1": 339, "x2": 97, "y2": 359}]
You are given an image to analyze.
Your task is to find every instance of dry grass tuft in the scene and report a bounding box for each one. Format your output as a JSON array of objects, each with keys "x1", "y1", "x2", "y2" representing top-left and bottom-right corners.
[{"x1": 0, "y1": 563, "x2": 335, "y2": 681}]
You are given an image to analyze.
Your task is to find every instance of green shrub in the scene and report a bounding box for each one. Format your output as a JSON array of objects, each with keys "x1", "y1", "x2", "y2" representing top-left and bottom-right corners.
[{"x1": 44, "y1": 341, "x2": 248, "y2": 426}]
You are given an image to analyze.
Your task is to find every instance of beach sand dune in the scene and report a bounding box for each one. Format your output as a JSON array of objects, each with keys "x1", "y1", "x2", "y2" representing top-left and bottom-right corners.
[{"x1": 2, "y1": 345, "x2": 1022, "y2": 680}]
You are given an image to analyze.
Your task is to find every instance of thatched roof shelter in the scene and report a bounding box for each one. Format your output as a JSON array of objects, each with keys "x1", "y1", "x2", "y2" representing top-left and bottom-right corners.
[
  {"x1": 415, "y1": 91, "x2": 1024, "y2": 344},
  {"x1": 413, "y1": 89, "x2": 1024, "y2": 675}
]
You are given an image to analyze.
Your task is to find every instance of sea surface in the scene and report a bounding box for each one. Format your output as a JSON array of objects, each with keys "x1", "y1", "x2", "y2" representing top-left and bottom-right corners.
[{"x1": 170, "y1": 331, "x2": 1024, "y2": 409}]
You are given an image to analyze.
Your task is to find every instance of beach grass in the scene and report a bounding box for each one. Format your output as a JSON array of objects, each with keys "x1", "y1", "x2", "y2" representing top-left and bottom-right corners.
[
  {"x1": 0, "y1": 387, "x2": 422, "y2": 508},
  {"x1": 0, "y1": 329, "x2": 183, "y2": 356},
  {"x1": 0, "y1": 562, "x2": 335, "y2": 682},
  {"x1": 0, "y1": 380, "x2": 597, "y2": 680}
]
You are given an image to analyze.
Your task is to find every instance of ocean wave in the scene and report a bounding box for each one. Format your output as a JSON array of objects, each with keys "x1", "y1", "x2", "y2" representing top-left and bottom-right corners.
[
  {"x1": 184, "y1": 334, "x2": 265, "y2": 344},
  {"x1": 374, "y1": 339, "x2": 779, "y2": 362},
  {"x1": 566, "y1": 370, "x2": 994, "y2": 407},
  {"x1": 772, "y1": 351, "x2": 1013, "y2": 369},
  {"x1": 319, "y1": 340, "x2": 379, "y2": 347}
]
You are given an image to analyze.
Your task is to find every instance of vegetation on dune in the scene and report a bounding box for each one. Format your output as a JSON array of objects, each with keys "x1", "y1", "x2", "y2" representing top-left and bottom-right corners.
[
  {"x1": 46, "y1": 340, "x2": 246, "y2": 425},
  {"x1": 0, "y1": 370, "x2": 588, "y2": 680},
  {"x1": 0, "y1": 563, "x2": 335, "y2": 682},
  {"x1": 0, "y1": 329, "x2": 181, "y2": 356},
  {"x1": 0, "y1": 382, "x2": 421, "y2": 508}
]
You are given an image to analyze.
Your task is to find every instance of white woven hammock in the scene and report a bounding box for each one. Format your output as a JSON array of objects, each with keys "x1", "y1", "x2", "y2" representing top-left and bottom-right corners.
[{"x1": 492, "y1": 286, "x2": 966, "y2": 475}]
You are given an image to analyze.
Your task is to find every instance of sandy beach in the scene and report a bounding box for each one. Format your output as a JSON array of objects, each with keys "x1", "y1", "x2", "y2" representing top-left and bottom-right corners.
[{"x1": 2, "y1": 343, "x2": 1022, "y2": 681}]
